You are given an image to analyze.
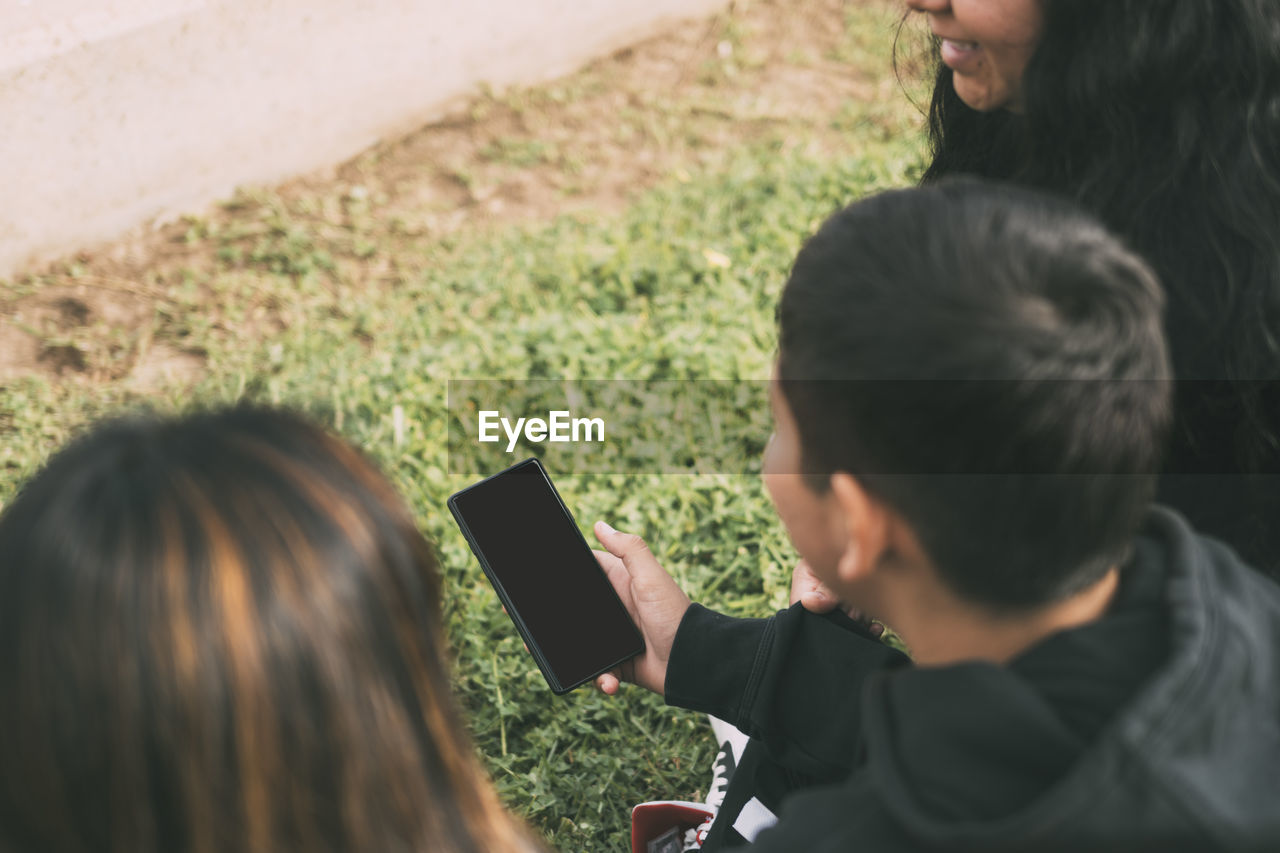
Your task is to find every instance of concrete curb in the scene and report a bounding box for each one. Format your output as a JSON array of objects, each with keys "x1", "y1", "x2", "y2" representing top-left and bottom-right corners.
[{"x1": 2, "y1": 0, "x2": 730, "y2": 278}]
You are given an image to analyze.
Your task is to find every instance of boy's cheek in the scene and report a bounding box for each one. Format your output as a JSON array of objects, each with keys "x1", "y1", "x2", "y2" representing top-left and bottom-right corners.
[{"x1": 765, "y1": 474, "x2": 843, "y2": 579}]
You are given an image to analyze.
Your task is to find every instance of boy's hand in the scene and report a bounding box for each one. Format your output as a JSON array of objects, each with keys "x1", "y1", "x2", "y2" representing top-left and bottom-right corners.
[
  {"x1": 789, "y1": 559, "x2": 885, "y2": 638},
  {"x1": 790, "y1": 558, "x2": 841, "y2": 612},
  {"x1": 591, "y1": 521, "x2": 691, "y2": 697}
]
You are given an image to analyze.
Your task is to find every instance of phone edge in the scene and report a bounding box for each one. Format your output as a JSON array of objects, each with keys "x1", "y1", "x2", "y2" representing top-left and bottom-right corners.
[{"x1": 446, "y1": 457, "x2": 645, "y2": 695}]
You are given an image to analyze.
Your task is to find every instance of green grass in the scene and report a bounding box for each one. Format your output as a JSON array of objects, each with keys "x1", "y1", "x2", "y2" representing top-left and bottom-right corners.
[
  {"x1": 0, "y1": 143, "x2": 919, "y2": 850},
  {"x1": 0, "y1": 3, "x2": 926, "y2": 848}
]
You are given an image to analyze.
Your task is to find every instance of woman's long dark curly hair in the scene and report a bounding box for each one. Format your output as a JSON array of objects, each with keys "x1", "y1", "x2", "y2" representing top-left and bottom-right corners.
[{"x1": 912, "y1": 0, "x2": 1280, "y2": 574}]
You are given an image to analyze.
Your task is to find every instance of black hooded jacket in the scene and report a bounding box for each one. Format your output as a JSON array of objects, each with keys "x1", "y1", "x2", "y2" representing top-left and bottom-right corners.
[{"x1": 663, "y1": 508, "x2": 1280, "y2": 851}]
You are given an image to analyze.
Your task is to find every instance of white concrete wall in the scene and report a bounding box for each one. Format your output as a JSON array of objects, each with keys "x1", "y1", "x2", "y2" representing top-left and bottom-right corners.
[{"x1": 2, "y1": 0, "x2": 729, "y2": 278}]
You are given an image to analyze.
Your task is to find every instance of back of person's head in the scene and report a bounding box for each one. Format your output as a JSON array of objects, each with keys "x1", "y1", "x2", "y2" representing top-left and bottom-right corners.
[
  {"x1": 777, "y1": 180, "x2": 1171, "y2": 609},
  {"x1": 0, "y1": 407, "x2": 536, "y2": 853}
]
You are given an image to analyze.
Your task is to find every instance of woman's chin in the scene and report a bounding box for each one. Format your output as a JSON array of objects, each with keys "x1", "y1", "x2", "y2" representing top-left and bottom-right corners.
[{"x1": 953, "y1": 78, "x2": 1012, "y2": 113}]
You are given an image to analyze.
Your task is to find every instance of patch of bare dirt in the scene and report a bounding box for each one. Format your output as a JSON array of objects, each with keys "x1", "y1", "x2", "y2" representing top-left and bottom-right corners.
[
  {"x1": 125, "y1": 344, "x2": 207, "y2": 394},
  {"x1": 0, "y1": 0, "x2": 916, "y2": 391},
  {"x1": 0, "y1": 326, "x2": 40, "y2": 383},
  {"x1": 0, "y1": 282, "x2": 152, "y2": 380}
]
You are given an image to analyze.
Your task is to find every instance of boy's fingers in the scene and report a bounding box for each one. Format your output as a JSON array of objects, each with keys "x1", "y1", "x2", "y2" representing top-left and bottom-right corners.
[
  {"x1": 499, "y1": 607, "x2": 530, "y2": 652},
  {"x1": 596, "y1": 671, "x2": 621, "y2": 695},
  {"x1": 800, "y1": 590, "x2": 838, "y2": 613},
  {"x1": 593, "y1": 548, "x2": 627, "y2": 578},
  {"x1": 594, "y1": 521, "x2": 662, "y2": 578},
  {"x1": 593, "y1": 548, "x2": 633, "y2": 600},
  {"x1": 790, "y1": 559, "x2": 838, "y2": 612}
]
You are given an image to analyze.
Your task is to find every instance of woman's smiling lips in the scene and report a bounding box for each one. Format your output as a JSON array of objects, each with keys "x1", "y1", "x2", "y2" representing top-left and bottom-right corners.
[{"x1": 938, "y1": 36, "x2": 981, "y2": 70}]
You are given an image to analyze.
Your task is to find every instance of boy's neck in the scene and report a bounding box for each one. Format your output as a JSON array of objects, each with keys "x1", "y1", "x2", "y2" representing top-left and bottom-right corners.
[{"x1": 891, "y1": 567, "x2": 1121, "y2": 667}]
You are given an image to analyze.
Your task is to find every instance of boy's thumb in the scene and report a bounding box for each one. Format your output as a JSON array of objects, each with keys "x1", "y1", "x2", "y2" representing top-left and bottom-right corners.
[{"x1": 594, "y1": 521, "x2": 652, "y2": 565}]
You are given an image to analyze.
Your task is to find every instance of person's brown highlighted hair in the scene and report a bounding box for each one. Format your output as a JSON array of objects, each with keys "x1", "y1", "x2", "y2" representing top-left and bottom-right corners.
[{"x1": 0, "y1": 406, "x2": 538, "y2": 853}]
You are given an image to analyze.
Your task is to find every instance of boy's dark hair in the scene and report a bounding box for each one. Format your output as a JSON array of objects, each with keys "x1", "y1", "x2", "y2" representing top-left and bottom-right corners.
[{"x1": 777, "y1": 180, "x2": 1171, "y2": 609}]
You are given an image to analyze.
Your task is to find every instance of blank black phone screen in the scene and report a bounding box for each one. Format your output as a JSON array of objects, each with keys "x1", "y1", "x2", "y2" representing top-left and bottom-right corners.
[{"x1": 449, "y1": 459, "x2": 643, "y2": 691}]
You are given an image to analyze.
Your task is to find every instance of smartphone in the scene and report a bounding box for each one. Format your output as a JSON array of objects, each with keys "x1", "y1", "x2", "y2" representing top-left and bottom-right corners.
[{"x1": 448, "y1": 458, "x2": 644, "y2": 694}]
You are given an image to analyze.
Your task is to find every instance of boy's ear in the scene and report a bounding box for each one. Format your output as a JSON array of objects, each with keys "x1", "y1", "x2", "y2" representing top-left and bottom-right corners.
[{"x1": 829, "y1": 472, "x2": 891, "y2": 585}]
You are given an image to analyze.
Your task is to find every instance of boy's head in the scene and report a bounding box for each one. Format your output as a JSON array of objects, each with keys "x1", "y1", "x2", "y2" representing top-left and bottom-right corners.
[{"x1": 764, "y1": 180, "x2": 1171, "y2": 612}]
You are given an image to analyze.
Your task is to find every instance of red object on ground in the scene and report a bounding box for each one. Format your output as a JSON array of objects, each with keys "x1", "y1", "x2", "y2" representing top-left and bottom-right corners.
[{"x1": 631, "y1": 800, "x2": 717, "y2": 853}]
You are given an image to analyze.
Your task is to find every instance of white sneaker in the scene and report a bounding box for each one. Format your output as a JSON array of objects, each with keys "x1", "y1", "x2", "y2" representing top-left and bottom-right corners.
[
  {"x1": 705, "y1": 716, "x2": 749, "y2": 810},
  {"x1": 682, "y1": 816, "x2": 714, "y2": 851}
]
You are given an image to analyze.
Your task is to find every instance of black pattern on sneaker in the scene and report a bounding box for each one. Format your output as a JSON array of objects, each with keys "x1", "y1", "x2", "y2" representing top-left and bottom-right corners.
[{"x1": 706, "y1": 739, "x2": 738, "y2": 811}]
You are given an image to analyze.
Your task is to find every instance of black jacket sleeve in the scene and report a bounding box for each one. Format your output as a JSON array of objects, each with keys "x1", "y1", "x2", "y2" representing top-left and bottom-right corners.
[
  {"x1": 664, "y1": 602, "x2": 910, "y2": 778},
  {"x1": 740, "y1": 775, "x2": 915, "y2": 852}
]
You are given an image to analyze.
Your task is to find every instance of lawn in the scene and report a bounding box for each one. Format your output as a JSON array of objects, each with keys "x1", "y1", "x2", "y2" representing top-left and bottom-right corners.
[{"x1": 0, "y1": 0, "x2": 927, "y2": 848}]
